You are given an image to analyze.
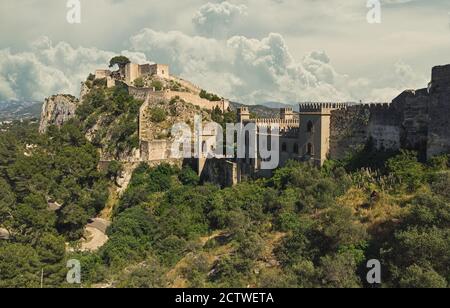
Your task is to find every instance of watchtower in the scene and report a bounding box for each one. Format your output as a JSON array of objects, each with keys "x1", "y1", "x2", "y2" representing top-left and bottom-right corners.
[
  {"x1": 298, "y1": 103, "x2": 348, "y2": 166},
  {"x1": 280, "y1": 107, "x2": 294, "y2": 121},
  {"x1": 237, "y1": 107, "x2": 250, "y2": 122}
]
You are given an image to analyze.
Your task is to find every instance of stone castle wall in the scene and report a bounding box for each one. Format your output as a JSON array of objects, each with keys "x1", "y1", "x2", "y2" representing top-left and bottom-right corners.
[
  {"x1": 329, "y1": 105, "x2": 371, "y2": 159},
  {"x1": 427, "y1": 66, "x2": 450, "y2": 157},
  {"x1": 128, "y1": 86, "x2": 230, "y2": 112},
  {"x1": 329, "y1": 64, "x2": 450, "y2": 161}
]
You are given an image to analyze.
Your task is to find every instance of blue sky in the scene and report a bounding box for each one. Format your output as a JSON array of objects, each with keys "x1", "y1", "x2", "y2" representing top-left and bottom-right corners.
[{"x1": 0, "y1": 0, "x2": 449, "y2": 104}]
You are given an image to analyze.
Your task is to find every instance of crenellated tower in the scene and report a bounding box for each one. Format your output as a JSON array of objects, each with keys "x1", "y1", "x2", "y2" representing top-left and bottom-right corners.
[{"x1": 298, "y1": 102, "x2": 348, "y2": 166}]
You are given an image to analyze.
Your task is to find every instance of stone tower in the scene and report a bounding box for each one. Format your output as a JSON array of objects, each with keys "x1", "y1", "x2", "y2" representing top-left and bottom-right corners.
[
  {"x1": 298, "y1": 103, "x2": 348, "y2": 166},
  {"x1": 280, "y1": 107, "x2": 294, "y2": 121},
  {"x1": 237, "y1": 107, "x2": 250, "y2": 122}
]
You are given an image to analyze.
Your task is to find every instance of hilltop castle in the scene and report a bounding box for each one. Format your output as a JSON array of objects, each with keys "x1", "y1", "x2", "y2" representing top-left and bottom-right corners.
[
  {"x1": 93, "y1": 62, "x2": 229, "y2": 113},
  {"x1": 92, "y1": 63, "x2": 450, "y2": 185},
  {"x1": 39, "y1": 61, "x2": 450, "y2": 187}
]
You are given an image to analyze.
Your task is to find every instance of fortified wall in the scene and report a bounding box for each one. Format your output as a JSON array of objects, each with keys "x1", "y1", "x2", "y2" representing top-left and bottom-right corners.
[
  {"x1": 128, "y1": 86, "x2": 230, "y2": 113},
  {"x1": 329, "y1": 64, "x2": 450, "y2": 161}
]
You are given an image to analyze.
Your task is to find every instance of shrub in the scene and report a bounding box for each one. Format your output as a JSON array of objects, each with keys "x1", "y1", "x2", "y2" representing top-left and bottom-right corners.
[
  {"x1": 134, "y1": 77, "x2": 145, "y2": 88},
  {"x1": 179, "y1": 166, "x2": 200, "y2": 186},
  {"x1": 386, "y1": 150, "x2": 425, "y2": 191},
  {"x1": 93, "y1": 78, "x2": 107, "y2": 88},
  {"x1": 200, "y1": 90, "x2": 221, "y2": 101},
  {"x1": 150, "y1": 108, "x2": 167, "y2": 123},
  {"x1": 151, "y1": 80, "x2": 164, "y2": 91}
]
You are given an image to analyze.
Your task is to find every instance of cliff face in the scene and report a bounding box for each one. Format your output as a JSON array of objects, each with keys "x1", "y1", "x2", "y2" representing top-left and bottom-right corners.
[{"x1": 39, "y1": 94, "x2": 79, "y2": 133}]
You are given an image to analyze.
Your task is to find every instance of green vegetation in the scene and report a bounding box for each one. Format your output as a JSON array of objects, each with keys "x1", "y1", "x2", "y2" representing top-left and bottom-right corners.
[
  {"x1": 76, "y1": 83, "x2": 142, "y2": 158},
  {"x1": 151, "y1": 80, "x2": 164, "y2": 91},
  {"x1": 1, "y1": 114, "x2": 449, "y2": 288},
  {"x1": 200, "y1": 90, "x2": 221, "y2": 102},
  {"x1": 85, "y1": 151, "x2": 448, "y2": 288},
  {"x1": 133, "y1": 77, "x2": 145, "y2": 88},
  {"x1": 0, "y1": 121, "x2": 111, "y2": 287},
  {"x1": 150, "y1": 107, "x2": 167, "y2": 123},
  {"x1": 109, "y1": 56, "x2": 130, "y2": 69},
  {"x1": 211, "y1": 106, "x2": 236, "y2": 128}
]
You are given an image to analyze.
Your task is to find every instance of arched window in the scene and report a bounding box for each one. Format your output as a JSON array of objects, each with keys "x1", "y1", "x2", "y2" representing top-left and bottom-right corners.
[
  {"x1": 307, "y1": 143, "x2": 314, "y2": 156},
  {"x1": 293, "y1": 143, "x2": 299, "y2": 154},
  {"x1": 282, "y1": 143, "x2": 287, "y2": 152},
  {"x1": 179, "y1": 143, "x2": 184, "y2": 154},
  {"x1": 307, "y1": 121, "x2": 314, "y2": 133}
]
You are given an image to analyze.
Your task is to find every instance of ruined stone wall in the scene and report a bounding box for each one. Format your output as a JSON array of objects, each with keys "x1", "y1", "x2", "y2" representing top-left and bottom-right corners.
[
  {"x1": 328, "y1": 66, "x2": 450, "y2": 161},
  {"x1": 151, "y1": 64, "x2": 170, "y2": 79},
  {"x1": 428, "y1": 91, "x2": 450, "y2": 157},
  {"x1": 329, "y1": 105, "x2": 370, "y2": 159},
  {"x1": 427, "y1": 65, "x2": 450, "y2": 158},
  {"x1": 329, "y1": 103, "x2": 402, "y2": 159},
  {"x1": 170, "y1": 76, "x2": 201, "y2": 95},
  {"x1": 140, "y1": 140, "x2": 172, "y2": 161},
  {"x1": 200, "y1": 159, "x2": 238, "y2": 187},
  {"x1": 129, "y1": 86, "x2": 229, "y2": 112},
  {"x1": 95, "y1": 70, "x2": 111, "y2": 79},
  {"x1": 168, "y1": 91, "x2": 229, "y2": 112},
  {"x1": 391, "y1": 89, "x2": 429, "y2": 159},
  {"x1": 125, "y1": 63, "x2": 139, "y2": 84},
  {"x1": 367, "y1": 104, "x2": 402, "y2": 151}
]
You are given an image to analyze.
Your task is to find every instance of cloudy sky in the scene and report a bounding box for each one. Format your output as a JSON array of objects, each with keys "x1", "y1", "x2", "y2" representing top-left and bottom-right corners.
[{"x1": 0, "y1": 0, "x2": 449, "y2": 105}]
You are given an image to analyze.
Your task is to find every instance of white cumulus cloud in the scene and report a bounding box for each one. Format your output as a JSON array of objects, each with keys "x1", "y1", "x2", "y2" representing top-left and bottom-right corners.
[
  {"x1": 0, "y1": 31, "x2": 427, "y2": 105},
  {"x1": 193, "y1": 1, "x2": 248, "y2": 38}
]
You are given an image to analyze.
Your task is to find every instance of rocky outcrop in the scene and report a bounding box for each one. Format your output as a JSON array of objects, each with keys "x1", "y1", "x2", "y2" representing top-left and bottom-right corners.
[
  {"x1": 39, "y1": 94, "x2": 79, "y2": 133},
  {"x1": 0, "y1": 227, "x2": 10, "y2": 240},
  {"x1": 79, "y1": 81, "x2": 91, "y2": 101}
]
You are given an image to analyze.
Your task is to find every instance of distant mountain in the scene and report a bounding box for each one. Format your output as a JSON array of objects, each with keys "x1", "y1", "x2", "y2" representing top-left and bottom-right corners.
[
  {"x1": 260, "y1": 102, "x2": 299, "y2": 112},
  {"x1": 230, "y1": 101, "x2": 299, "y2": 118},
  {"x1": 0, "y1": 101, "x2": 43, "y2": 121},
  {"x1": 229, "y1": 101, "x2": 281, "y2": 118}
]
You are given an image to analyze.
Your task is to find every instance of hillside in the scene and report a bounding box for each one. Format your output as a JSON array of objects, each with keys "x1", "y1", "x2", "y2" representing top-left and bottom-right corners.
[
  {"x1": 1, "y1": 59, "x2": 449, "y2": 289},
  {"x1": 2, "y1": 118, "x2": 450, "y2": 288}
]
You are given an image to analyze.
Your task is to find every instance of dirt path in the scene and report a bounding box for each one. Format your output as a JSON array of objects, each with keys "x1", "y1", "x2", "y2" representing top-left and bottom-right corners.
[{"x1": 79, "y1": 218, "x2": 111, "y2": 252}]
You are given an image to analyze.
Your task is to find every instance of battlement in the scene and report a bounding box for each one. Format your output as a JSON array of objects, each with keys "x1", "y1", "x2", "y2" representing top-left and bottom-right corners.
[
  {"x1": 280, "y1": 107, "x2": 294, "y2": 113},
  {"x1": 280, "y1": 107, "x2": 295, "y2": 120},
  {"x1": 299, "y1": 102, "x2": 349, "y2": 113},
  {"x1": 366, "y1": 102, "x2": 391, "y2": 111},
  {"x1": 238, "y1": 107, "x2": 250, "y2": 113},
  {"x1": 254, "y1": 118, "x2": 300, "y2": 126}
]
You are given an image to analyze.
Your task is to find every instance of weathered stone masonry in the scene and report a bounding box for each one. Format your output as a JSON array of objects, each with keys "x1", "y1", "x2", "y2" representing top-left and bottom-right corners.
[{"x1": 330, "y1": 65, "x2": 450, "y2": 161}]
